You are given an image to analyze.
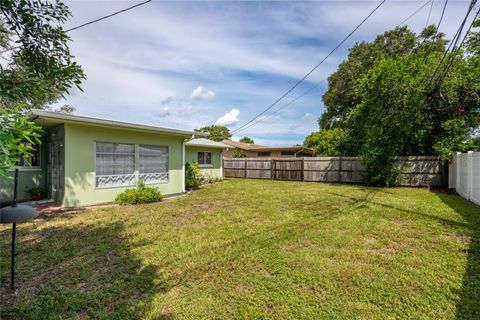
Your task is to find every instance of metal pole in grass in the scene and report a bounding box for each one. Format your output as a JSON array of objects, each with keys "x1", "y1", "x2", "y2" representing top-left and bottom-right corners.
[{"x1": 0, "y1": 169, "x2": 39, "y2": 290}]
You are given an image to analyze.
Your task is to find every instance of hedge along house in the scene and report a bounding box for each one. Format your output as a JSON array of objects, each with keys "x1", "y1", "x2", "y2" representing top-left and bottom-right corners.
[
  {"x1": 185, "y1": 138, "x2": 229, "y2": 180},
  {"x1": 0, "y1": 110, "x2": 211, "y2": 207}
]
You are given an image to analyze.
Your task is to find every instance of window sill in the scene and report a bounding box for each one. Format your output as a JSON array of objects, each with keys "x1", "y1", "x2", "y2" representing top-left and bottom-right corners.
[
  {"x1": 199, "y1": 164, "x2": 213, "y2": 168},
  {"x1": 8, "y1": 168, "x2": 42, "y2": 172}
]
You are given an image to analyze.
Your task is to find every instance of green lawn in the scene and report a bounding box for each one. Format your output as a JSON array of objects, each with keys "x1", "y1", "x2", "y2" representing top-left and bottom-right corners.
[{"x1": 1, "y1": 179, "x2": 479, "y2": 319}]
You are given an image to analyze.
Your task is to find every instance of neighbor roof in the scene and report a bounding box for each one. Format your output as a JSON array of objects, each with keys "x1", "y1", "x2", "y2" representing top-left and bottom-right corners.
[
  {"x1": 221, "y1": 140, "x2": 267, "y2": 150},
  {"x1": 186, "y1": 138, "x2": 230, "y2": 149},
  {"x1": 30, "y1": 109, "x2": 208, "y2": 137},
  {"x1": 221, "y1": 140, "x2": 313, "y2": 154}
]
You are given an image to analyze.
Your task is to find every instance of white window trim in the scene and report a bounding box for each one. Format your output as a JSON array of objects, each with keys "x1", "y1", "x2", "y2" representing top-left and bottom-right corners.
[
  {"x1": 198, "y1": 151, "x2": 213, "y2": 167},
  {"x1": 94, "y1": 141, "x2": 170, "y2": 189}
]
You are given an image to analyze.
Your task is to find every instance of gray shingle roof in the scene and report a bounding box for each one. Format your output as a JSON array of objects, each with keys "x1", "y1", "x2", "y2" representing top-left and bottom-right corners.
[{"x1": 186, "y1": 138, "x2": 230, "y2": 149}]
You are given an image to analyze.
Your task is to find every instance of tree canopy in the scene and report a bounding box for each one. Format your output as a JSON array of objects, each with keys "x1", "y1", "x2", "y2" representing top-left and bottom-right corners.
[
  {"x1": 0, "y1": 0, "x2": 84, "y2": 175},
  {"x1": 195, "y1": 125, "x2": 232, "y2": 142},
  {"x1": 305, "y1": 24, "x2": 480, "y2": 185},
  {"x1": 239, "y1": 136, "x2": 254, "y2": 144}
]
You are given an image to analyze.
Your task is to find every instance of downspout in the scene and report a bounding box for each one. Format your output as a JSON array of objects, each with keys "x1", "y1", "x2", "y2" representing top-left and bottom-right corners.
[{"x1": 182, "y1": 134, "x2": 195, "y2": 193}]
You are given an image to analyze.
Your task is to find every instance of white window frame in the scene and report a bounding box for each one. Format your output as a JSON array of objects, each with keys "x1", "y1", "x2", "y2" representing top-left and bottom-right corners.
[
  {"x1": 198, "y1": 151, "x2": 213, "y2": 167},
  {"x1": 138, "y1": 144, "x2": 170, "y2": 185},
  {"x1": 94, "y1": 141, "x2": 169, "y2": 189}
]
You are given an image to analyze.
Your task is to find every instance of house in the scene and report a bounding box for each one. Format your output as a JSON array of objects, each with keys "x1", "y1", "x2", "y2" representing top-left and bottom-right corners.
[
  {"x1": 221, "y1": 140, "x2": 313, "y2": 158},
  {"x1": 0, "y1": 110, "x2": 226, "y2": 207},
  {"x1": 185, "y1": 138, "x2": 229, "y2": 179}
]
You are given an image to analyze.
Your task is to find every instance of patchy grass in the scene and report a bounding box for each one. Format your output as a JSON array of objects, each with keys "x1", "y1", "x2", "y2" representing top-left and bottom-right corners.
[{"x1": 1, "y1": 179, "x2": 479, "y2": 319}]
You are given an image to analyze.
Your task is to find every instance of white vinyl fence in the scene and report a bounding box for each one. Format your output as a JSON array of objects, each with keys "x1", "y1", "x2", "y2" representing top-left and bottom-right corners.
[{"x1": 449, "y1": 151, "x2": 480, "y2": 206}]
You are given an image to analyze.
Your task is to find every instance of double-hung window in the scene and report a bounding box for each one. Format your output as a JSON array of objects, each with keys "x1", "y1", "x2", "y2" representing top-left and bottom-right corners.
[
  {"x1": 198, "y1": 152, "x2": 212, "y2": 166},
  {"x1": 95, "y1": 142, "x2": 169, "y2": 188}
]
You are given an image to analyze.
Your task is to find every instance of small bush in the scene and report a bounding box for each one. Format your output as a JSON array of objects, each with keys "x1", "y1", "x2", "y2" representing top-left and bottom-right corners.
[
  {"x1": 185, "y1": 162, "x2": 201, "y2": 188},
  {"x1": 115, "y1": 180, "x2": 162, "y2": 205},
  {"x1": 26, "y1": 186, "x2": 47, "y2": 201}
]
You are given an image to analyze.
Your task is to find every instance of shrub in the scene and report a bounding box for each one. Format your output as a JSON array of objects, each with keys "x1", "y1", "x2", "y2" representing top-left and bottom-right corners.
[
  {"x1": 26, "y1": 186, "x2": 46, "y2": 201},
  {"x1": 185, "y1": 162, "x2": 201, "y2": 188},
  {"x1": 115, "y1": 180, "x2": 162, "y2": 205}
]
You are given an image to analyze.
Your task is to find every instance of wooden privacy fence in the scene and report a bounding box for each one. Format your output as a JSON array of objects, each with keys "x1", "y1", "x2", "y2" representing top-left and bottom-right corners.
[{"x1": 223, "y1": 156, "x2": 447, "y2": 187}]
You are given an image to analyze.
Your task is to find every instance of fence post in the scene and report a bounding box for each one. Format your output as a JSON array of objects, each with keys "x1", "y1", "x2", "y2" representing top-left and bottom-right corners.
[
  {"x1": 467, "y1": 151, "x2": 473, "y2": 201},
  {"x1": 271, "y1": 158, "x2": 274, "y2": 180},
  {"x1": 456, "y1": 152, "x2": 461, "y2": 192},
  {"x1": 301, "y1": 157, "x2": 305, "y2": 181},
  {"x1": 244, "y1": 158, "x2": 247, "y2": 179},
  {"x1": 338, "y1": 156, "x2": 343, "y2": 183}
]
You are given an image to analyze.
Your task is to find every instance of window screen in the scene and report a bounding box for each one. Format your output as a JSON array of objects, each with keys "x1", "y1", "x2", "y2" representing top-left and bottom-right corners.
[
  {"x1": 139, "y1": 145, "x2": 169, "y2": 184},
  {"x1": 257, "y1": 152, "x2": 271, "y2": 157},
  {"x1": 198, "y1": 152, "x2": 212, "y2": 165},
  {"x1": 95, "y1": 142, "x2": 135, "y2": 187}
]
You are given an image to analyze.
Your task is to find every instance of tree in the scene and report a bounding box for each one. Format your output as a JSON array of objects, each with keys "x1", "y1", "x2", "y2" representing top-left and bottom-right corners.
[
  {"x1": 0, "y1": 0, "x2": 84, "y2": 176},
  {"x1": 195, "y1": 125, "x2": 231, "y2": 142},
  {"x1": 303, "y1": 128, "x2": 349, "y2": 156},
  {"x1": 321, "y1": 25, "x2": 447, "y2": 129},
  {"x1": 239, "y1": 136, "x2": 254, "y2": 144},
  {"x1": 232, "y1": 148, "x2": 245, "y2": 158},
  {"x1": 306, "y1": 24, "x2": 480, "y2": 185}
]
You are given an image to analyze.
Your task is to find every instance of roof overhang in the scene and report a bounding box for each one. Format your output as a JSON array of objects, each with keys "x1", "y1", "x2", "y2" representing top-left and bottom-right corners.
[{"x1": 30, "y1": 110, "x2": 208, "y2": 137}]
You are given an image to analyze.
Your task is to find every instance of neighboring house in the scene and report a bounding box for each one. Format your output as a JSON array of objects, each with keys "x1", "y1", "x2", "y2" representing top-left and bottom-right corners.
[
  {"x1": 185, "y1": 138, "x2": 229, "y2": 179},
  {"x1": 0, "y1": 110, "x2": 225, "y2": 207},
  {"x1": 222, "y1": 140, "x2": 313, "y2": 158}
]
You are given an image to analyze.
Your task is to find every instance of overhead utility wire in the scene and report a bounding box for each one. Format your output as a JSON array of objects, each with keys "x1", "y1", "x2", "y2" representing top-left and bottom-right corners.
[
  {"x1": 232, "y1": 0, "x2": 434, "y2": 135},
  {"x1": 230, "y1": 0, "x2": 387, "y2": 135},
  {"x1": 0, "y1": 0, "x2": 152, "y2": 54},
  {"x1": 436, "y1": 0, "x2": 449, "y2": 29},
  {"x1": 398, "y1": 0, "x2": 433, "y2": 26},
  {"x1": 428, "y1": 0, "x2": 477, "y2": 88},
  {"x1": 435, "y1": 4, "x2": 479, "y2": 87},
  {"x1": 426, "y1": 0, "x2": 435, "y2": 26}
]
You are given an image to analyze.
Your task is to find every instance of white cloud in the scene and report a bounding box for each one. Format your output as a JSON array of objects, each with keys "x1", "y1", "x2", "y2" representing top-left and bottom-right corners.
[
  {"x1": 190, "y1": 86, "x2": 216, "y2": 100},
  {"x1": 215, "y1": 108, "x2": 240, "y2": 126},
  {"x1": 157, "y1": 106, "x2": 170, "y2": 118}
]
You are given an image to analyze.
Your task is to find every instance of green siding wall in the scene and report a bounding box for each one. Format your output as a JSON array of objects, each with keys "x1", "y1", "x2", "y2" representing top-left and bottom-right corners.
[
  {"x1": 0, "y1": 139, "x2": 47, "y2": 204},
  {"x1": 62, "y1": 123, "x2": 185, "y2": 207},
  {"x1": 185, "y1": 146, "x2": 223, "y2": 179}
]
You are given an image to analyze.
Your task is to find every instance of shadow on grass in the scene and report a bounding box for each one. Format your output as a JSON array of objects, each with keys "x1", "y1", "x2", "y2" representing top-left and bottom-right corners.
[
  {"x1": 325, "y1": 189, "x2": 480, "y2": 320},
  {"x1": 0, "y1": 219, "x2": 171, "y2": 319},
  {"x1": 434, "y1": 192, "x2": 480, "y2": 320},
  {"x1": 156, "y1": 189, "x2": 379, "y2": 288}
]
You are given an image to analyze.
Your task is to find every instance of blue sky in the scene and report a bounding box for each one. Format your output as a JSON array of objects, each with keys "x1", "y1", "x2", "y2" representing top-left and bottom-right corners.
[{"x1": 59, "y1": 0, "x2": 474, "y2": 146}]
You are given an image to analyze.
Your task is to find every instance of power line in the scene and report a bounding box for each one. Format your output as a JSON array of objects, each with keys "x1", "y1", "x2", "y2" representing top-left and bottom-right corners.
[
  {"x1": 0, "y1": 0, "x2": 152, "y2": 54},
  {"x1": 435, "y1": 4, "x2": 479, "y2": 87},
  {"x1": 426, "y1": 0, "x2": 435, "y2": 26},
  {"x1": 65, "y1": 0, "x2": 152, "y2": 32},
  {"x1": 230, "y1": 0, "x2": 387, "y2": 135},
  {"x1": 437, "y1": 0, "x2": 449, "y2": 29},
  {"x1": 428, "y1": 0, "x2": 476, "y2": 89},
  {"x1": 232, "y1": 0, "x2": 436, "y2": 135},
  {"x1": 398, "y1": 0, "x2": 433, "y2": 26}
]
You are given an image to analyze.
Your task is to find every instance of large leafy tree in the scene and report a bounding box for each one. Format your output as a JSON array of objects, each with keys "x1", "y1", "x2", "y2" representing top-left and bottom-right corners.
[
  {"x1": 0, "y1": 0, "x2": 84, "y2": 175},
  {"x1": 195, "y1": 125, "x2": 231, "y2": 142},
  {"x1": 306, "y1": 24, "x2": 480, "y2": 185},
  {"x1": 321, "y1": 25, "x2": 447, "y2": 129}
]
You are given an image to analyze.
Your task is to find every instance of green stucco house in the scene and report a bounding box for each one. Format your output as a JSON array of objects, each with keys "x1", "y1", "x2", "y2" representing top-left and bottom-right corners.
[{"x1": 0, "y1": 110, "x2": 229, "y2": 207}]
